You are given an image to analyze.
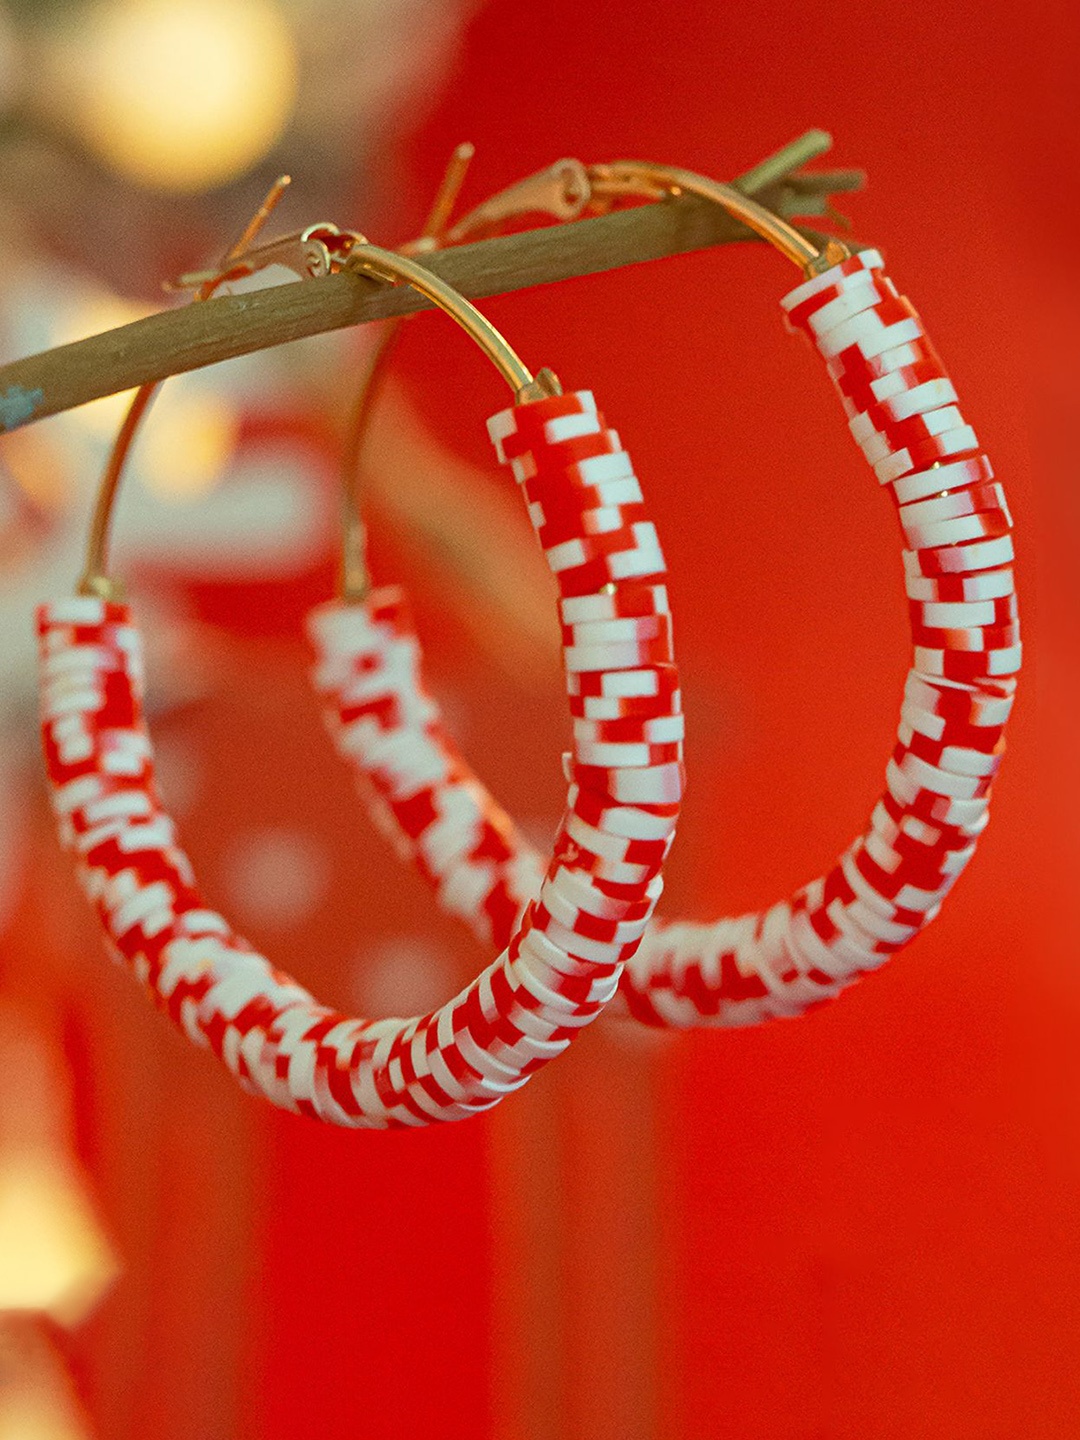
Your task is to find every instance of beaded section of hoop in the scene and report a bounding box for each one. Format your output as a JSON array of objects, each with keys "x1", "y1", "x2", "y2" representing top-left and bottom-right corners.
[
  {"x1": 37, "y1": 392, "x2": 682, "y2": 1125},
  {"x1": 312, "y1": 254, "x2": 1019, "y2": 1027}
]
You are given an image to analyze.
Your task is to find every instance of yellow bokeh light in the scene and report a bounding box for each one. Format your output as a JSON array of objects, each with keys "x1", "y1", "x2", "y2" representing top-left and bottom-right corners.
[
  {"x1": 0, "y1": 1151, "x2": 118, "y2": 1328},
  {"x1": 140, "y1": 389, "x2": 238, "y2": 499},
  {"x1": 72, "y1": 0, "x2": 297, "y2": 192}
]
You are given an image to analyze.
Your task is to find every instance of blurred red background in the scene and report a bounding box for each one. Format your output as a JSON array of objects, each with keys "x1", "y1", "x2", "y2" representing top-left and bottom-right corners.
[{"x1": 2, "y1": 0, "x2": 1078, "y2": 1435}]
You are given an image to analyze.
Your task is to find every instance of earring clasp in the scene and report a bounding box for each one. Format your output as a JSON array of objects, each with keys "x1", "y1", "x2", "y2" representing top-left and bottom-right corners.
[
  {"x1": 432, "y1": 159, "x2": 595, "y2": 245},
  {"x1": 441, "y1": 158, "x2": 850, "y2": 277},
  {"x1": 171, "y1": 222, "x2": 363, "y2": 294}
]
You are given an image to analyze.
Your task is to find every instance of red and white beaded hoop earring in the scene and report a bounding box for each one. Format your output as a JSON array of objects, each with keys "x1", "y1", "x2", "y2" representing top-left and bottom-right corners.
[
  {"x1": 36, "y1": 234, "x2": 684, "y2": 1126},
  {"x1": 308, "y1": 164, "x2": 1019, "y2": 1029}
]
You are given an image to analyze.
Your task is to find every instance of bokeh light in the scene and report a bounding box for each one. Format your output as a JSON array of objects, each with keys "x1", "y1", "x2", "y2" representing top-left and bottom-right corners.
[
  {"x1": 63, "y1": 0, "x2": 297, "y2": 192},
  {"x1": 0, "y1": 1152, "x2": 117, "y2": 1327}
]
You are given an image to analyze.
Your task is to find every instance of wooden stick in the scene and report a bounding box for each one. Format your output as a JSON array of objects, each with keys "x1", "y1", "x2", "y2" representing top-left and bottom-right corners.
[{"x1": 0, "y1": 133, "x2": 864, "y2": 433}]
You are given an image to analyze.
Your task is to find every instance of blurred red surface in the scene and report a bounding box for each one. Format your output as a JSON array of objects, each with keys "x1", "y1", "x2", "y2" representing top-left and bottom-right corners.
[{"x1": 9, "y1": 0, "x2": 1077, "y2": 1435}]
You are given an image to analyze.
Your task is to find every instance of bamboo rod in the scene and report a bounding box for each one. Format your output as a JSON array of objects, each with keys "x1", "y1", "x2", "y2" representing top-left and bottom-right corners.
[{"x1": 0, "y1": 133, "x2": 864, "y2": 433}]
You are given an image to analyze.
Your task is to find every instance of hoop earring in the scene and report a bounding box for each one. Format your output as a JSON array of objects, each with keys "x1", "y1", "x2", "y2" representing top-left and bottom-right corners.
[
  {"x1": 308, "y1": 163, "x2": 1019, "y2": 1028},
  {"x1": 36, "y1": 223, "x2": 684, "y2": 1126}
]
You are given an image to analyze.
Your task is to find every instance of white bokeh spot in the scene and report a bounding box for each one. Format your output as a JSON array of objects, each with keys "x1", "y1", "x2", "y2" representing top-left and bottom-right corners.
[
  {"x1": 351, "y1": 937, "x2": 456, "y2": 1019},
  {"x1": 220, "y1": 827, "x2": 330, "y2": 930}
]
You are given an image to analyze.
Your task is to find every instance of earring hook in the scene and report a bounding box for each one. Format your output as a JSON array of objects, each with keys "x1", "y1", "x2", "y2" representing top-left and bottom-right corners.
[
  {"x1": 76, "y1": 180, "x2": 559, "y2": 602},
  {"x1": 436, "y1": 157, "x2": 596, "y2": 246},
  {"x1": 588, "y1": 162, "x2": 850, "y2": 274},
  {"x1": 436, "y1": 157, "x2": 850, "y2": 276},
  {"x1": 331, "y1": 149, "x2": 848, "y2": 600},
  {"x1": 340, "y1": 243, "x2": 548, "y2": 396}
]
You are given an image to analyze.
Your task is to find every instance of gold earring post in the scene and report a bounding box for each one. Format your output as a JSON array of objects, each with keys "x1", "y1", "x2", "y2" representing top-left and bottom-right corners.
[
  {"x1": 437, "y1": 146, "x2": 850, "y2": 277},
  {"x1": 342, "y1": 244, "x2": 542, "y2": 396},
  {"x1": 587, "y1": 161, "x2": 850, "y2": 274},
  {"x1": 78, "y1": 195, "x2": 557, "y2": 602}
]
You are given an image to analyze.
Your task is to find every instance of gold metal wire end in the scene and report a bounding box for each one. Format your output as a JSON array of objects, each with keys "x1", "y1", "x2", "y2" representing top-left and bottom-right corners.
[{"x1": 516, "y1": 368, "x2": 563, "y2": 404}]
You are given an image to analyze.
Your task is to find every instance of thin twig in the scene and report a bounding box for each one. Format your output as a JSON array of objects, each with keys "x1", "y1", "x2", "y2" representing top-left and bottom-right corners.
[{"x1": 0, "y1": 134, "x2": 864, "y2": 433}]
